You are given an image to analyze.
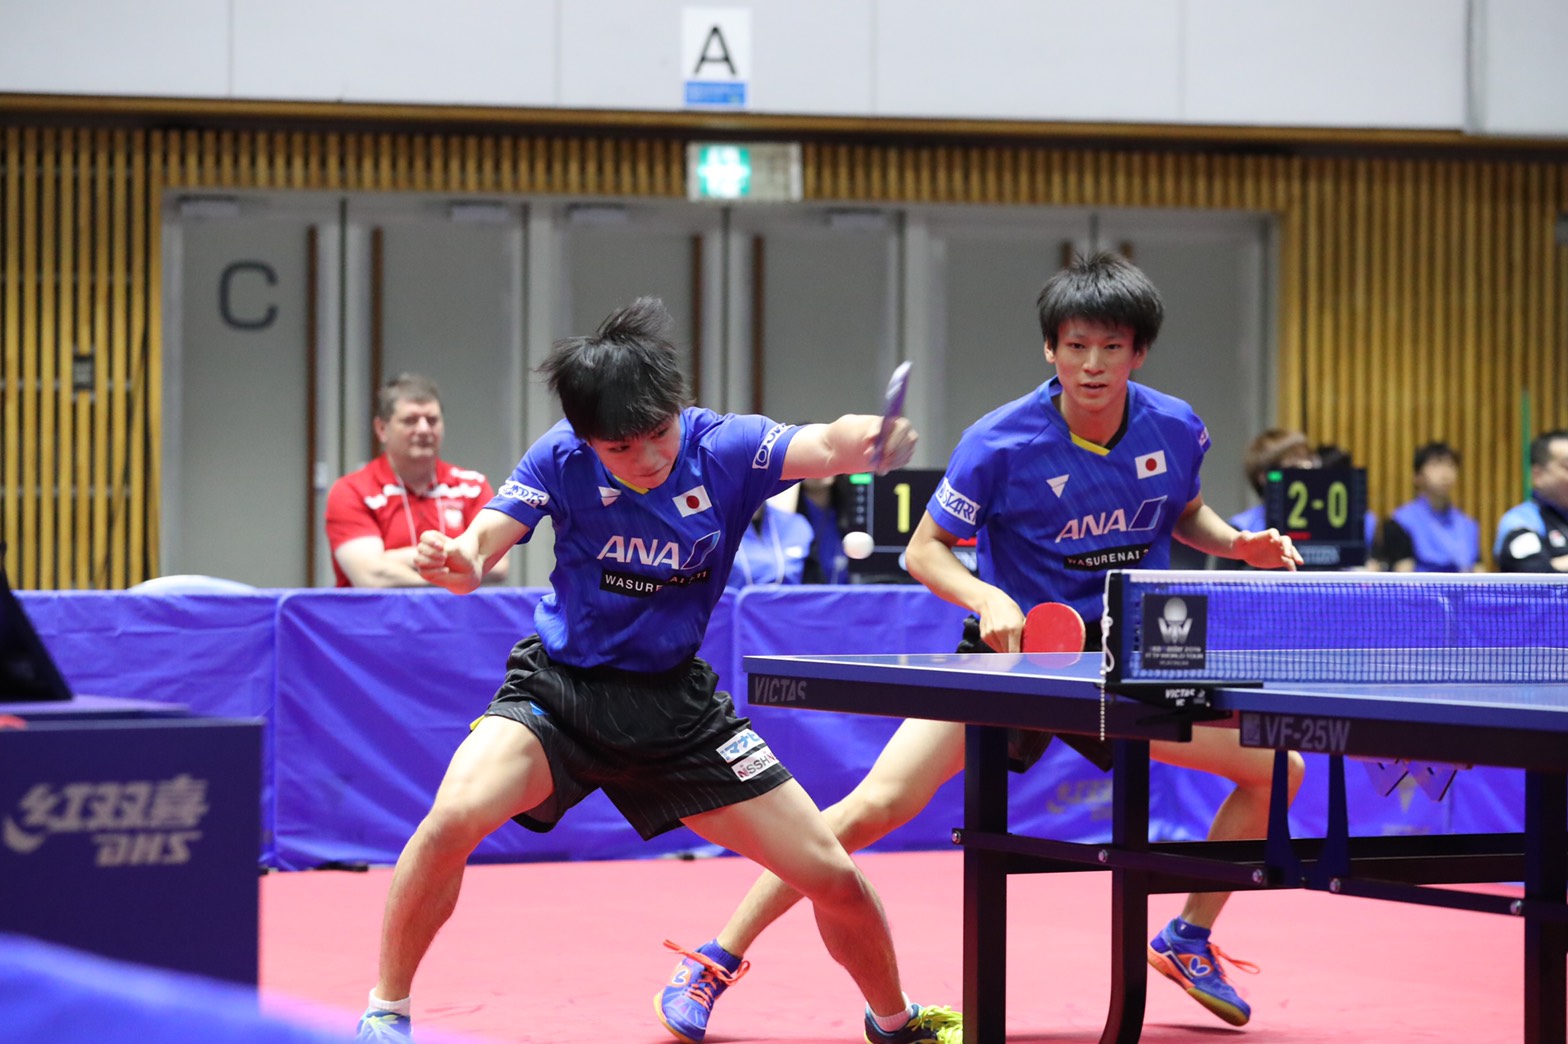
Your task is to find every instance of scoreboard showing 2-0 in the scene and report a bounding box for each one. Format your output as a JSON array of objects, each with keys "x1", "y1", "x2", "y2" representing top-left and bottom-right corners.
[
  {"x1": 842, "y1": 469, "x2": 975, "y2": 579},
  {"x1": 1264, "y1": 466, "x2": 1368, "y2": 568}
]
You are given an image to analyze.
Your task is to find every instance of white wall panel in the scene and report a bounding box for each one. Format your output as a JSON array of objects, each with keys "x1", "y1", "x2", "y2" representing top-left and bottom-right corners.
[
  {"x1": 0, "y1": 0, "x2": 228, "y2": 97},
  {"x1": 1184, "y1": 0, "x2": 1468, "y2": 128},
  {"x1": 559, "y1": 0, "x2": 874, "y2": 114},
  {"x1": 873, "y1": 0, "x2": 1183, "y2": 122},
  {"x1": 232, "y1": 0, "x2": 557, "y2": 105},
  {"x1": 1474, "y1": 0, "x2": 1568, "y2": 136}
]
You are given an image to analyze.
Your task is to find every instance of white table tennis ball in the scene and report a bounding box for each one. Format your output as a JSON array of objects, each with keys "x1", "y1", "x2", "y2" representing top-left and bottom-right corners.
[{"x1": 842, "y1": 530, "x2": 875, "y2": 560}]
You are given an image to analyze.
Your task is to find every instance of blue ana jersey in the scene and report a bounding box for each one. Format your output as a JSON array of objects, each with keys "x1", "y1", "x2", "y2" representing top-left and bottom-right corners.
[
  {"x1": 927, "y1": 377, "x2": 1208, "y2": 623},
  {"x1": 485, "y1": 407, "x2": 798, "y2": 671}
]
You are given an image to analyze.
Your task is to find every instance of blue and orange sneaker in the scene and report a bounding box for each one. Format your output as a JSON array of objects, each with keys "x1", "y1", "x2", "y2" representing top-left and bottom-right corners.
[
  {"x1": 656, "y1": 939, "x2": 749, "y2": 1043},
  {"x1": 864, "y1": 1003, "x2": 962, "y2": 1044},
  {"x1": 1146, "y1": 918, "x2": 1259, "y2": 1026},
  {"x1": 355, "y1": 1008, "x2": 412, "y2": 1041}
]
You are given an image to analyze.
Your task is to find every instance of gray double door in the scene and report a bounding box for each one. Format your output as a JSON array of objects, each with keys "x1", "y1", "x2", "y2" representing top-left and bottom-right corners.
[{"x1": 162, "y1": 196, "x2": 1271, "y2": 588}]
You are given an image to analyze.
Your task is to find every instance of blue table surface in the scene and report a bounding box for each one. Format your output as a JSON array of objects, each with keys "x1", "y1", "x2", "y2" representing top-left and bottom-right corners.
[{"x1": 743, "y1": 652, "x2": 1568, "y2": 734}]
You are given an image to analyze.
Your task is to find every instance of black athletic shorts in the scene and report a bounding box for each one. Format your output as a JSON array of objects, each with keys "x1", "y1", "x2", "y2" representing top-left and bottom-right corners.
[
  {"x1": 957, "y1": 615, "x2": 1113, "y2": 774},
  {"x1": 484, "y1": 635, "x2": 793, "y2": 840}
]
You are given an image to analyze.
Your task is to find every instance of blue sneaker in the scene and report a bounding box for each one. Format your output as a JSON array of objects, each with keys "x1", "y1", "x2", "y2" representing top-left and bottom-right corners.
[
  {"x1": 1146, "y1": 918, "x2": 1258, "y2": 1026},
  {"x1": 864, "y1": 1003, "x2": 963, "y2": 1044},
  {"x1": 656, "y1": 939, "x2": 748, "y2": 1043},
  {"x1": 356, "y1": 1009, "x2": 412, "y2": 1040}
]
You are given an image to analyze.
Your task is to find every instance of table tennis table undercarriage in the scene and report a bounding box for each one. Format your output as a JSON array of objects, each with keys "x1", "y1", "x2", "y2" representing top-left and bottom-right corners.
[{"x1": 744, "y1": 654, "x2": 1568, "y2": 1044}]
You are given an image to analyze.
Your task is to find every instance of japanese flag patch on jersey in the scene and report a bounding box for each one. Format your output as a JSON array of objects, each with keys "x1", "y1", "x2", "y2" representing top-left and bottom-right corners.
[
  {"x1": 674, "y1": 484, "x2": 713, "y2": 516},
  {"x1": 1134, "y1": 450, "x2": 1167, "y2": 479}
]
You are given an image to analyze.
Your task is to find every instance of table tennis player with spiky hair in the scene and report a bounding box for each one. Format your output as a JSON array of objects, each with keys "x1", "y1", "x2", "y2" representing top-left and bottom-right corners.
[
  {"x1": 354, "y1": 296, "x2": 961, "y2": 1044},
  {"x1": 658, "y1": 252, "x2": 1303, "y2": 1039}
]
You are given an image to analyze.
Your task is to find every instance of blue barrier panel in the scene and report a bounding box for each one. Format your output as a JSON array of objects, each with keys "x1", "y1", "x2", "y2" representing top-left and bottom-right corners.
[
  {"x1": 724, "y1": 585, "x2": 1131, "y2": 848},
  {"x1": 0, "y1": 718, "x2": 262, "y2": 984},
  {"x1": 0, "y1": 932, "x2": 346, "y2": 1043},
  {"x1": 17, "y1": 591, "x2": 280, "y2": 864},
  {"x1": 271, "y1": 588, "x2": 740, "y2": 868}
]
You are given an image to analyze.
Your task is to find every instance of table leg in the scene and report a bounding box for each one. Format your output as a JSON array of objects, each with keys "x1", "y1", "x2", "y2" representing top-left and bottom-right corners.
[
  {"x1": 1523, "y1": 769, "x2": 1566, "y2": 1044},
  {"x1": 1102, "y1": 738, "x2": 1149, "y2": 1044},
  {"x1": 963, "y1": 724, "x2": 1010, "y2": 1044}
]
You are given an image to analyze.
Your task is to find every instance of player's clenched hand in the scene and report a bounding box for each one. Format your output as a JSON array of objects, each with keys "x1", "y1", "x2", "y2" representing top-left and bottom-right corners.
[
  {"x1": 976, "y1": 591, "x2": 1027, "y2": 653},
  {"x1": 1233, "y1": 528, "x2": 1303, "y2": 571},
  {"x1": 415, "y1": 530, "x2": 480, "y2": 588},
  {"x1": 870, "y1": 416, "x2": 918, "y2": 474}
]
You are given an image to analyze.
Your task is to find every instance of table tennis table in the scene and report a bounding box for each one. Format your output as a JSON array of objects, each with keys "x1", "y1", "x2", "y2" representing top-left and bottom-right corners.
[{"x1": 745, "y1": 571, "x2": 1568, "y2": 1044}]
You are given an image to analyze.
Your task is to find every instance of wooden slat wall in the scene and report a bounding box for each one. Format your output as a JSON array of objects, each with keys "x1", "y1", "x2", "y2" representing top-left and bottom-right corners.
[
  {"x1": 802, "y1": 143, "x2": 1568, "y2": 560},
  {"x1": 1, "y1": 126, "x2": 1564, "y2": 586}
]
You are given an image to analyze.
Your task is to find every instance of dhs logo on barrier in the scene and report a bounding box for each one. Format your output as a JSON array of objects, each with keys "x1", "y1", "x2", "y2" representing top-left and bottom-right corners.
[{"x1": 2, "y1": 774, "x2": 211, "y2": 867}]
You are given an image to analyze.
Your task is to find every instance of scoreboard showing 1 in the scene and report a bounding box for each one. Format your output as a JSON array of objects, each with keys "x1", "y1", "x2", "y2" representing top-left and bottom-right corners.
[{"x1": 841, "y1": 469, "x2": 974, "y2": 579}]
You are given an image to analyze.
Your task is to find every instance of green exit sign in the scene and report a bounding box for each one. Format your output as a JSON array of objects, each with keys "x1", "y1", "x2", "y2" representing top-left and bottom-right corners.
[{"x1": 686, "y1": 142, "x2": 802, "y2": 203}]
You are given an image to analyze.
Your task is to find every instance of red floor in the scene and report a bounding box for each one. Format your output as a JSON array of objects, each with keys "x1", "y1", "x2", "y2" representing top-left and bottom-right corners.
[{"x1": 260, "y1": 850, "x2": 1533, "y2": 1043}]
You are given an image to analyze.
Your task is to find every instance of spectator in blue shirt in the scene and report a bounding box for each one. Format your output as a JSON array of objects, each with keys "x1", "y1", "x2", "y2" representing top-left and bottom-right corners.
[{"x1": 1380, "y1": 441, "x2": 1482, "y2": 572}]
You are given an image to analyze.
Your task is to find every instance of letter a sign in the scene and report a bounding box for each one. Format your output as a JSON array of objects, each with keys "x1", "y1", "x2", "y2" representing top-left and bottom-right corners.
[{"x1": 683, "y1": 7, "x2": 751, "y2": 109}]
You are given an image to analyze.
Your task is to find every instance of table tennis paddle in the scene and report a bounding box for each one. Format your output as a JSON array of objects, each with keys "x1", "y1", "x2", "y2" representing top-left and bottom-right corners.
[
  {"x1": 1020, "y1": 601, "x2": 1086, "y2": 654},
  {"x1": 869, "y1": 360, "x2": 912, "y2": 472}
]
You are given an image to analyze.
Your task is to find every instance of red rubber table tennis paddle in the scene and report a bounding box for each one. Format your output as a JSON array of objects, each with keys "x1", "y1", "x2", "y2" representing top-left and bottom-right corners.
[{"x1": 1020, "y1": 601, "x2": 1086, "y2": 654}]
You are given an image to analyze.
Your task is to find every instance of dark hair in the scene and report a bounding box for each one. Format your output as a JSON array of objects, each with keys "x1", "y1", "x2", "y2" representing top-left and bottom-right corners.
[
  {"x1": 1530, "y1": 429, "x2": 1568, "y2": 468},
  {"x1": 377, "y1": 373, "x2": 441, "y2": 421},
  {"x1": 1036, "y1": 250, "x2": 1164, "y2": 351},
  {"x1": 1315, "y1": 443, "x2": 1353, "y2": 471},
  {"x1": 538, "y1": 297, "x2": 689, "y2": 441},
  {"x1": 1412, "y1": 441, "x2": 1459, "y2": 472}
]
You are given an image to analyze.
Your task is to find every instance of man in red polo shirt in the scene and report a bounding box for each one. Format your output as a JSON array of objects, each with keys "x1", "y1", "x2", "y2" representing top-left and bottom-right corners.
[{"x1": 325, "y1": 374, "x2": 509, "y2": 587}]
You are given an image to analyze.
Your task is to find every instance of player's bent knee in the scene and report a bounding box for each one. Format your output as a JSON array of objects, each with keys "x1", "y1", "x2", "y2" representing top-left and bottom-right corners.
[
  {"x1": 837, "y1": 783, "x2": 925, "y2": 841},
  {"x1": 800, "y1": 861, "x2": 875, "y2": 912},
  {"x1": 419, "y1": 796, "x2": 504, "y2": 851}
]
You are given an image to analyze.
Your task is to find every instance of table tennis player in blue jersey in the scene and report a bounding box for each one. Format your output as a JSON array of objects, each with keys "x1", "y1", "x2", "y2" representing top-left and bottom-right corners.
[
  {"x1": 659, "y1": 252, "x2": 1304, "y2": 1038},
  {"x1": 354, "y1": 297, "x2": 960, "y2": 1044}
]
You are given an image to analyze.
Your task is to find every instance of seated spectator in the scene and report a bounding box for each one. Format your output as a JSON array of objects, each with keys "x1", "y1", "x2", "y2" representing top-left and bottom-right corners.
[
  {"x1": 325, "y1": 374, "x2": 508, "y2": 588},
  {"x1": 1223, "y1": 431, "x2": 1376, "y2": 569},
  {"x1": 1380, "y1": 441, "x2": 1482, "y2": 572},
  {"x1": 1494, "y1": 429, "x2": 1568, "y2": 573},
  {"x1": 726, "y1": 501, "x2": 816, "y2": 588},
  {"x1": 1227, "y1": 428, "x2": 1317, "y2": 533}
]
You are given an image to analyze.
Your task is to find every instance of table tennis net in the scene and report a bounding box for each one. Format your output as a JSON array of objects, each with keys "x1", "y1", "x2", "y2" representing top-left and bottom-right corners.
[{"x1": 1103, "y1": 570, "x2": 1568, "y2": 684}]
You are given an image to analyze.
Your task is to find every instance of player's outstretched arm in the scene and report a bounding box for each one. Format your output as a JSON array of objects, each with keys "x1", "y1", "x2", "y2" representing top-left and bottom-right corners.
[
  {"x1": 416, "y1": 509, "x2": 528, "y2": 593},
  {"x1": 780, "y1": 415, "x2": 917, "y2": 481},
  {"x1": 905, "y1": 513, "x2": 1026, "y2": 651},
  {"x1": 1174, "y1": 495, "x2": 1302, "y2": 571}
]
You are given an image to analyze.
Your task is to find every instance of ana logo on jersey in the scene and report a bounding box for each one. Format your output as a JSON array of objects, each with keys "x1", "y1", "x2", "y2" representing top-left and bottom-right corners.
[
  {"x1": 1055, "y1": 496, "x2": 1167, "y2": 542},
  {"x1": 674, "y1": 485, "x2": 712, "y2": 516},
  {"x1": 598, "y1": 530, "x2": 723, "y2": 570},
  {"x1": 1134, "y1": 451, "x2": 1167, "y2": 478},
  {"x1": 498, "y1": 479, "x2": 550, "y2": 508},
  {"x1": 1047, "y1": 474, "x2": 1070, "y2": 497}
]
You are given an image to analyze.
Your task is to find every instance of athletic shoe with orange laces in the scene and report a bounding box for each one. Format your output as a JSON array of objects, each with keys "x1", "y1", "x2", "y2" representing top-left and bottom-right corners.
[
  {"x1": 656, "y1": 939, "x2": 749, "y2": 1043},
  {"x1": 1146, "y1": 917, "x2": 1260, "y2": 1026}
]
